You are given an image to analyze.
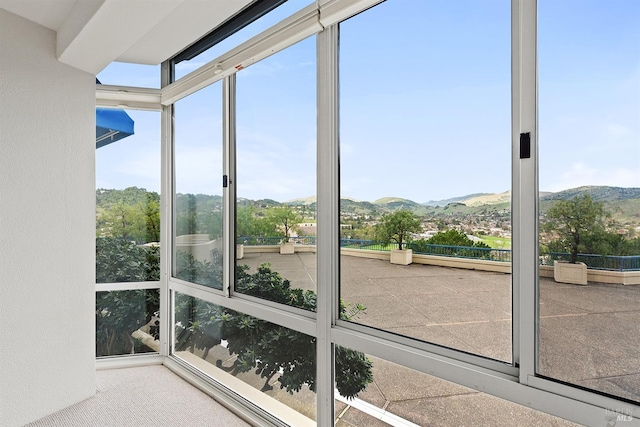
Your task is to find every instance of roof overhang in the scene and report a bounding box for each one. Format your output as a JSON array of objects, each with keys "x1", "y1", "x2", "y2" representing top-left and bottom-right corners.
[{"x1": 0, "y1": 0, "x2": 253, "y2": 74}]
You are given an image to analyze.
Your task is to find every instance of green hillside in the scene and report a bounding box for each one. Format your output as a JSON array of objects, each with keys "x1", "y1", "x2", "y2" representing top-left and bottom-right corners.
[
  {"x1": 541, "y1": 186, "x2": 640, "y2": 203},
  {"x1": 539, "y1": 186, "x2": 640, "y2": 225},
  {"x1": 97, "y1": 186, "x2": 640, "y2": 234},
  {"x1": 423, "y1": 193, "x2": 491, "y2": 207}
]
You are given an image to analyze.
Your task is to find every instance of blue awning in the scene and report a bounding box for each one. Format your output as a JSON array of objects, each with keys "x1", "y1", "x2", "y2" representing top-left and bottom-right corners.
[
  {"x1": 96, "y1": 78, "x2": 134, "y2": 149},
  {"x1": 96, "y1": 107, "x2": 135, "y2": 148}
]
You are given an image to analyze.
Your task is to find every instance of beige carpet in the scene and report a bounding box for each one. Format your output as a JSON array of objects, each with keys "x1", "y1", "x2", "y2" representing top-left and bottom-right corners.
[{"x1": 27, "y1": 365, "x2": 251, "y2": 427}]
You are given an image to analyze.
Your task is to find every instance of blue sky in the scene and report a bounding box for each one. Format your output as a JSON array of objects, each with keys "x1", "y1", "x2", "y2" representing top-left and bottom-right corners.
[{"x1": 96, "y1": 0, "x2": 639, "y2": 203}]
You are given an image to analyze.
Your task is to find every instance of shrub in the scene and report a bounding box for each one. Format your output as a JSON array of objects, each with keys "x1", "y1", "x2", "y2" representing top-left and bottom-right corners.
[
  {"x1": 96, "y1": 238, "x2": 373, "y2": 398},
  {"x1": 96, "y1": 237, "x2": 159, "y2": 356},
  {"x1": 175, "y1": 263, "x2": 373, "y2": 399}
]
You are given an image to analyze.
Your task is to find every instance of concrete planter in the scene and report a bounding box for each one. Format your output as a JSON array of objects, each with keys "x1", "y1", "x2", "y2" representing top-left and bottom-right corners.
[
  {"x1": 554, "y1": 260, "x2": 587, "y2": 285},
  {"x1": 236, "y1": 244, "x2": 244, "y2": 260},
  {"x1": 280, "y1": 241, "x2": 295, "y2": 255},
  {"x1": 390, "y1": 249, "x2": 412, "y2": 265}
]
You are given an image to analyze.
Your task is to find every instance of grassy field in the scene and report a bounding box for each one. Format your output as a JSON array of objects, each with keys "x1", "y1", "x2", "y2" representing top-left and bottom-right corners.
[{"x1": 478, "y1": 235, "x2": 511, "y2": 249}]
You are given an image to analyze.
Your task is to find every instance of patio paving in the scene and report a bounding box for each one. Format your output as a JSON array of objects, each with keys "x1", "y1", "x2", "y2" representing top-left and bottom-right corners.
[{"x1": 232, "y1": 251, "x2": 639, "y2": 426}]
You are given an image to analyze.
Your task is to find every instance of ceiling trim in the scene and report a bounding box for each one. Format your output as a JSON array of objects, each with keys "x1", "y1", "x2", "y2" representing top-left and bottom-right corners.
[{"x1": 57, "y1": 0, "x2": 186, "y2": 74}]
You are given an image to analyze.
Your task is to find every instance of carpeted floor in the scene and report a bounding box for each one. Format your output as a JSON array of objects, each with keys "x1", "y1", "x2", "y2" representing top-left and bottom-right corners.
[{"x1": 27, "y1": 365, "x2": 251, "y2": 427}]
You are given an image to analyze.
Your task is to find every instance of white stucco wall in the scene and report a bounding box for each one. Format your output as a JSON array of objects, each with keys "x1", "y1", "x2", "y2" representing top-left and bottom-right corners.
[{"x1": 0, "y1": 9, "x2": 96, "y2": 427}]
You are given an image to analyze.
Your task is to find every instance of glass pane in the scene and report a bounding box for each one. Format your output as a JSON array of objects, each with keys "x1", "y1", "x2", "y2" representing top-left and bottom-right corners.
[
  {"x1": 339, "y1": 0, "x2": 512, "y2": 362},
  {"x1": 97, "y1": 62, "x2": 161, "y2": 88},
  {"x1": 173, "y1": 0, "x2": 313, "y2": 81},
  {"x1": 96, "y1": 110, "x2": 161, "y2": 283},
  {"x1": 96, "y1": 289, "x2": 160, "y2": 357},
  {"x1": 174, "y1": 83, "x2": 224, "y2": 290},
  {"x1": 235, "y1": 37, "x2": 316, "y2": 309},
  {"x1": 538, "y1": 0, "x2": 640, "y2": 403},
  {"x1": 174, "y1": 292, "x2": 317, "y2": 422},
  {"x1": 334, "y1": 347, "x2": 579, "y2": 426}
]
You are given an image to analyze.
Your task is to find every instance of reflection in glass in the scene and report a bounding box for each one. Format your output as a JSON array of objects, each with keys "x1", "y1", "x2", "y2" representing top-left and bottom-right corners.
[
  {"x1": 96, "y1": 290, "x2": 160, "y2": 357},
  {"x1": 538, "y1": 0, "x2": 640, "y2": 403},
  {"x1": 174, "y1": 292, "x2": 317, "y2": 421},
  {"x1": 173, "y1": 0, "x2": 313, "y2": 81},
  {"x1": 235, "y1": 37, "x2": 317, "y2": 306},
  {"x1": 339, "y1": 0, "x2": 512, "y2": 362},
  {"x1": 174, "y1": 83, "x2": 224, "y2": 289},
  {"x1": 334, "y1": 348, "x2": 575, "y2": 426}
]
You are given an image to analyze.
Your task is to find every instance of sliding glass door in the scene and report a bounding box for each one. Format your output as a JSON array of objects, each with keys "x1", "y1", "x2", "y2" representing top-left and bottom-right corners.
[{"x1": 537, "y1": 0, "x2": 640, "y2": 404}]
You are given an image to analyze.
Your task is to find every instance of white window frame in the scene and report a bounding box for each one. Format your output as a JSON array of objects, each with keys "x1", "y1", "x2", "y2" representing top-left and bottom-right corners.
[
  {"x1": 95, "y1": 0, "x2": 640, "y2": 424},
  {"x1": 95, "y1": 85, "x2": 163, "y2": 368}
]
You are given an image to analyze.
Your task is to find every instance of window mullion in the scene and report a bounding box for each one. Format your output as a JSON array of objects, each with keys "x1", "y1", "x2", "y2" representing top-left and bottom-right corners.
[
  {"x1": 515, "y1": 0, "x2": 538, "y2": 383},
  {"x1": 223, "y1": 74, "x2": 236, "y2": 298},
  {"x1": 316, "y1": 25, "x2": 339, "y2": 426},
  {"x1": 160, "y1": 59, "x2": 174, "y2": 357}
]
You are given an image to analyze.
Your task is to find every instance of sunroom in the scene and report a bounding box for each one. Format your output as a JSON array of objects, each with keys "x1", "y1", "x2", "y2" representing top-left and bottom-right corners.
[{"x1": 1, "y1": 0, "x2": 638, "y2": 426}]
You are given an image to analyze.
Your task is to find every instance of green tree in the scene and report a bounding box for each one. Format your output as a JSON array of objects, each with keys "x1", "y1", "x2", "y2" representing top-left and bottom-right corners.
[
  {"x1": 200, "y1": 210, "x2": 222, "y2": 240},
  {"x1": 96, "y1": 289, "x2": 159, "y2": 356},
  {"x1": 426, "y1": 229, "x2": 490, "y2": 249},
  {"x1": 266, "y1": 206, "x2": 303, "y2": 241},
  {"x1": 579, "y1": 230, "x2": 640, "y2": 256},
  {"x1": 97, "y1": 187, "x2": 161, "y2": 243},
  {"x1": 237, "y1": 206, "x2": 274, "y2": 240},
  {"x1": 409, "y1": 229, "x2": 492, "y2": 259},
  {"x1": 237, "y1": 206, "x2": 256, "y2": 237},
  {"x1": 543, "y1": 195, "x2": 607, "y2": 263},
  {"x1": 143, "y1": 196, "x2": 160, "y2": 242},
  {"x1": 95, "y1": 237, "x2": 160, "y2": 356},
  {"x1": 174, "y1": 263, "x2": 373, "y2": 399},
  {"x1": 176, "y1": 194, "x2": 198, "y2": 236},
  {"x1": 96, "y1": 239, "x2": 373, "y2": 398},
  {"x1": 374, "y1": 210, "x2": 422, "y2": 250},
  {"x1": 102, "y1": 201, "x2": 145, "y2": 242},
  {"x1": 174, "y1": 250, "x2": 223, "y2": 290},
  {"x1": 95, "y1": 237, "x2": 221, "y2": 356}
]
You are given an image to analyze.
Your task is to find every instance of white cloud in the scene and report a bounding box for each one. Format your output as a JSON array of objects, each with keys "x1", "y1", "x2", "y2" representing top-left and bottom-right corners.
[
  {"x1": 606, "y1": 123, "x2": 632, "y2": 138},
  {"x1": 544, "y1": 162, "x2": 640, "y2": 192},
  {"x1": 236, "y1": 144, "x2": 315, "y2": 201}
]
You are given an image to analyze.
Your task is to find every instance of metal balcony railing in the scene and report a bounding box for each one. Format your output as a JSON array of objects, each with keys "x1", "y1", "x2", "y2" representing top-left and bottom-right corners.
[
  {"x1": 237, "y1": 236, "x2": 640, "y2": 272},
  {"x1": 542, "y1": 252, "x2": 640, "y2": 272},
  {"x1": 237, "y1": 235, "x2": 316, "y2": 246}
]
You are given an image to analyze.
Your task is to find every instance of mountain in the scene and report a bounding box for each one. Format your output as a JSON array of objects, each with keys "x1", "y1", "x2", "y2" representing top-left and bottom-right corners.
[
  {"x1": 339, "y1": 198, "x2": 377, "y2": 214},
  {"x1": 374, "y1": 197, "x2": 422, "y2": 211},
  {"x1": 98, "y1": 186, "x2": 639, "y2": 223},
  {"x1": 97, "y1": 187, "x2": 158, "y2": 208},
  {"x1": 539, "y1": 186, "x2": 640, "y2": 222},
  {"x1": 286, "y1": 196, "x2": 316, "y2": 205},
  {"x1": 422, "y1": 186, "x2": 638, "y2": 209},
  {"x1": 374, "y1": 197, "x2": 414, "y2": 205},
  {"x1": 180, "y1": 186, "x2": 640, "y2": 219},
  {"x1": 464, "y1": 191, "x2": 511, "y2": 207},
  {"x1": 423, "y1": 193, "x2": 491, "y2": 207},
  {"x1": 287, "y1": 196, "x2": 364, "y2": 205},
  {"x1": 238, "y1": 198, "x2": 281, "y2": 209},
  {"x1": 540, "y1": 186, "x2": 640, "y2": 203},
  {"x1": 422, "y1": 192, "x2": 511, "y2": 208}
]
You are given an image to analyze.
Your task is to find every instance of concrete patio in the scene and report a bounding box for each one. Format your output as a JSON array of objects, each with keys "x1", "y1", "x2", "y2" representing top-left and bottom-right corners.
[{"x1": 232, "y1": 251, "x2": 639, "y2": 426}]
